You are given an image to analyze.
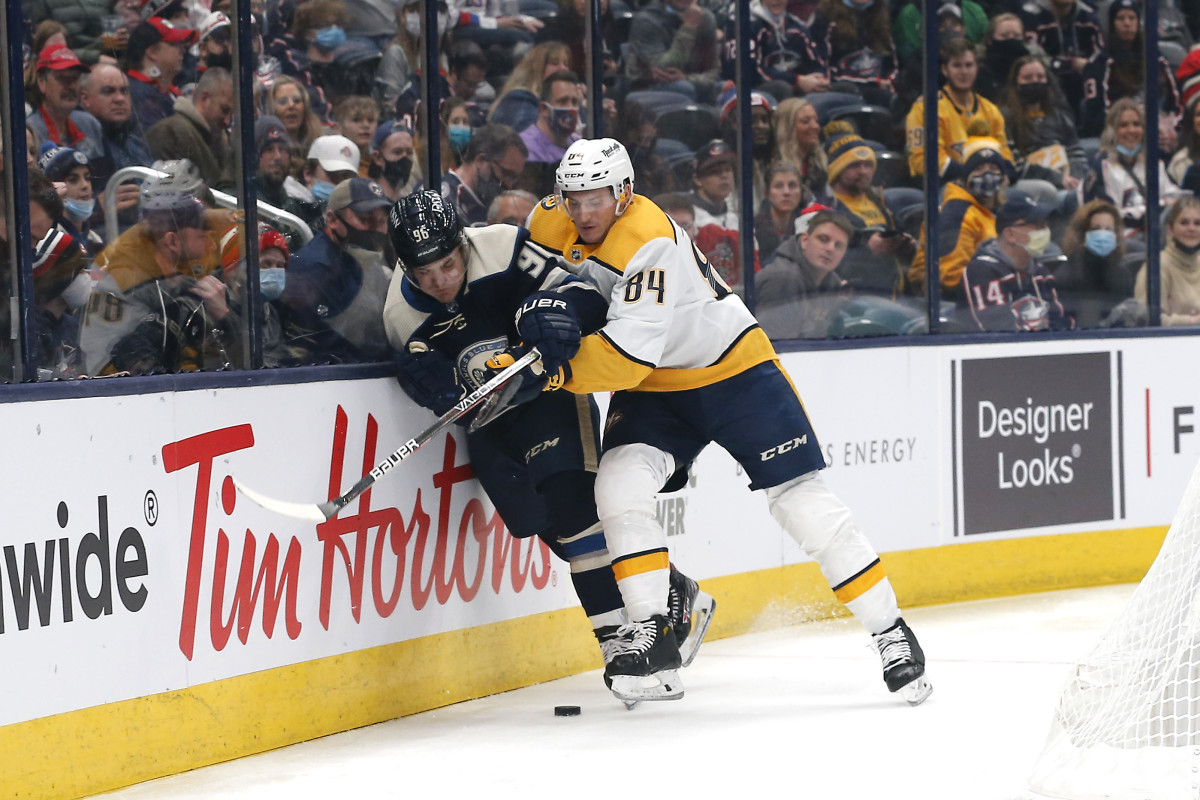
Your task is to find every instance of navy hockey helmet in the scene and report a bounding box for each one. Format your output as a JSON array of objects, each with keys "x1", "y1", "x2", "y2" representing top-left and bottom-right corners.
[{"x1": 388, "y1": 190, "x2": 464, "y2": 276}]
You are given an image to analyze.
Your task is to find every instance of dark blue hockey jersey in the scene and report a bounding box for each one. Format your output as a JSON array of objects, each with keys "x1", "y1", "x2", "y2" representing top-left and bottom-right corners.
[{"x1": 381, "y1": 223, "x2": 607, "y2": 388}]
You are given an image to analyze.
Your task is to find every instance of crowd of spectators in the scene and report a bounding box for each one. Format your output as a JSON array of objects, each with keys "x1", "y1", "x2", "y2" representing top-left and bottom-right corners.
[{"x1": 5, "y1": 0, "x2": 1200, "y2": 383}]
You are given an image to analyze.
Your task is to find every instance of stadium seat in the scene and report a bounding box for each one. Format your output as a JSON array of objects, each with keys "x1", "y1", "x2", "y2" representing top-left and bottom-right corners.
[
  {"x1": 655, "y1": 106, "x2": 720, "y2": 152},
  {"x1": 829, "y1": 104, "x2": 902, "y2": 152},
  {"x1": 490, "y1": 89, "x2": 539, "y2": 132},
  {"x1": 804, "y1": 91, "x2": 864, "y2": 125},
  {"x1": 875, "y1": 150, "x2": 913, "y2": 188}
]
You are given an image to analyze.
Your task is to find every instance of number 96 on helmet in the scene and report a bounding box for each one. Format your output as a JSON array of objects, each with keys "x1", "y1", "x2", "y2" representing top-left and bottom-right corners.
[{"x1": 388, "y1": 190, "x2": 464, "y2": 277}]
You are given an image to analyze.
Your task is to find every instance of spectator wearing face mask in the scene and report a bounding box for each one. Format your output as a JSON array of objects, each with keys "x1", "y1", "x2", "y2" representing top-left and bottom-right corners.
[
  {"x1": 442, "y1": 124, "x2": 525, "y2": 227},
  {"x1": 963, "y1": 189, "x2": 1073, "y2": 332},
  {"x1": 38, "y1": 144, "x2": 104, "y2": 253},
  {"x1": 279, "y1": 177, "x2": 395, "y2": 363},
  {"x1": 440, "y1": 97, "x2": 472, "y2": 171},
  {"x1": 520, "y1": 70, "x2": 582, "y2": 166},
  {"x1": 1054, "y1": 199, "x2": 1135, "y2": 328},
  {"x1": 369, "y1": 120, "x2": 422, "y2": 202},
  {"x1": 1088, "y1": 98, "x2": 1183, "y2": 238},
  {"x1": 196, "y1": 11, "x2": 233, "y2": 73},
  {"x1": 304, "y1": 134, "x2": 361, "y2": 211},
  {"x1": 907, "y1": 128, "x2": 1014, "y2": 303}
]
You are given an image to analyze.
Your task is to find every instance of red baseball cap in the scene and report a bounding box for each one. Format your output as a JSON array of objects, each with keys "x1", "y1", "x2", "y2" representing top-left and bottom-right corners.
[
  {"x1": 146, "y1": 16, "x2": 197, "y2": 44},
  {"x1": 37, "y1": 44, "x2": 88, "y2": 72}
]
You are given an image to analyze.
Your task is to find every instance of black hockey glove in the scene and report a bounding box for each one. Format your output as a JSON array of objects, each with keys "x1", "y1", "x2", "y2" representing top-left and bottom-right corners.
[
  {"x1": 395, "y1": 343, "x2": 461, "y2": 415},
  {"x1": 514, "y1": 291, "x2": 581, "y2": 373}
]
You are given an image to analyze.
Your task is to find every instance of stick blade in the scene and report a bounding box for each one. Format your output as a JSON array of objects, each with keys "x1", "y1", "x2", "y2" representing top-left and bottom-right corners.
[{"x1": 232, "y1": 478, "x2": 331, "y2": 523}]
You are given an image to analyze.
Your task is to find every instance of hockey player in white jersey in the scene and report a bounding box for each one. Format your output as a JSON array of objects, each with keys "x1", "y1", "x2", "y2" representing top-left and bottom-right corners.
[
  {"x1": 381, "y1": 191, "x2": 715, "y2": 692},
  {"x1": 519, "y1": 138, "x2": 932, "y2": 706}
]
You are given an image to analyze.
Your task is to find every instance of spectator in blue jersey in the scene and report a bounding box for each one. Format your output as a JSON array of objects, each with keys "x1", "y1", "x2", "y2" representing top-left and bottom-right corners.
[
  {"x1": 963, "y1": 190, "x2": 1073, "y2": 332},
  {"x1": 743, "y1": 0, "x2": 830, "y2": 98},
  {"x1": 443, "y1": 123, "x2": 529, "y2": 228},
  {"x1": 279, "y1": 177, "x2": 394, "y2": 364},
  {"x1": 124, "y1": 17, "x2": 197, "y2": 137},
  {"x1": 1017, "y1": 0, "x2": 1104, "y2": 116},
  {"x1": 1079, "y1": 0, "x2": 1182, "y2": 138},
  {"x1": 818, "y1": 0, "x2": 898, "y2": 110}
]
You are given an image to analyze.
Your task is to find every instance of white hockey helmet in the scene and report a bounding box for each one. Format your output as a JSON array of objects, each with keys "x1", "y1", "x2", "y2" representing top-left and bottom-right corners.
[
  {"x1": 141, "y1": 159, "x2": 205, "y2": 201},
  {"x1": 555, "y1": 137, "x2": 636, "y2": 216}
]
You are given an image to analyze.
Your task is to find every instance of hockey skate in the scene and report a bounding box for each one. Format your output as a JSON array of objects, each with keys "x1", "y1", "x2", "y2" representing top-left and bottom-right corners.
[
  {"x1": 668, "y1": 565, "x2": 716, "y2": 668},
  {"x1": 873, "y1": 618, "x2": 933, "y2": 706},
  {"x1": 606, "y1": 615, "x2": 684, "y2": 706}
]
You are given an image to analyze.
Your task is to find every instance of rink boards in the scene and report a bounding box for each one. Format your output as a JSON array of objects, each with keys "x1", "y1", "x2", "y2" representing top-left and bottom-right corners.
[{"x1": 0, "y1": 336, "x2": 1193, "y2": 799}]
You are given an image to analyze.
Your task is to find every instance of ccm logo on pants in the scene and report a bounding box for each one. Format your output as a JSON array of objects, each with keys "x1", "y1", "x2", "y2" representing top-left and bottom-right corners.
[{"x1": 761, "y1": 435, "x2": 808, "y2": 460}]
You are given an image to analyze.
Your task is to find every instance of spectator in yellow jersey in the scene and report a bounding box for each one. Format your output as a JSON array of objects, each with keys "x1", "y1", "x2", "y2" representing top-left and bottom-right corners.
[
  {"x1": 905, "y1": 36, "x2": 1012, "y2": 180},
  {"x1": 907, "y1": 123, "x2": 1013, "y2": 304}
]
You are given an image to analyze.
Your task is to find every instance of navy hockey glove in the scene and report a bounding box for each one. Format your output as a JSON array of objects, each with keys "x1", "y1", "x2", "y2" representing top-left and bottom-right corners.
[
  {"x1": 395, "y1": 342, "x2": 461, "y2": 415},
  {"x1": 514, "y1": 291, "x2": 581, "y2": 373}
]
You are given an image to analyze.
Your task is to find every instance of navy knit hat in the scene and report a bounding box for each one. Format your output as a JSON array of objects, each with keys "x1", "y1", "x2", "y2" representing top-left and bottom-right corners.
[{"x1": 37, "y1": 144, "x2": 89, "y2": 181}]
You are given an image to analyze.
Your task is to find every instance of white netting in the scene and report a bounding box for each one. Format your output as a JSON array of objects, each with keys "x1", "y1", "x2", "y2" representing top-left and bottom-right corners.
[{"x1": 1029, "y1": 459, "x2": 1200, "y2": 800}]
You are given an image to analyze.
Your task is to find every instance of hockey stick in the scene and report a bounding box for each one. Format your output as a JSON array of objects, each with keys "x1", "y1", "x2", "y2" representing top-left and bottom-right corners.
[{"x1": 233, "y1": 347, "x2": 543, "y2": 523}]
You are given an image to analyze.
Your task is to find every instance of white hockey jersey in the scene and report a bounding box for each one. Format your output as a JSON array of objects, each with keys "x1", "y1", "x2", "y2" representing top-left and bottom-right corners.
[{"x1": 526, "y1": 193, "x2": 778, "y2": 394}]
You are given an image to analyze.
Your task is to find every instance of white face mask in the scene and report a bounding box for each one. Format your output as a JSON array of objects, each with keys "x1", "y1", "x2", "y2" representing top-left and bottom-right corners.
[{"x1": 1021, "y1": 227, "x2": 1051, "y2": 257}]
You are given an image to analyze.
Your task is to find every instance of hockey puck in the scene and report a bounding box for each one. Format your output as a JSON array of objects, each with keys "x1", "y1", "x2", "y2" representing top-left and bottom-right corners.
[{"x1": 553, "y1": 705, "x2": 581, "y2": 717}]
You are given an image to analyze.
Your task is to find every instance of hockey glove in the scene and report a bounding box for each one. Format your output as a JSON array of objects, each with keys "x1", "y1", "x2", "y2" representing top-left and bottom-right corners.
[
  {"x1": 395, "y1": 342, "x2": 461, "y2": 415},
  {"x1": 483, "y1": 347, "x2": 568, "y2": 407},
  {"x1": 514, "y1": 291, "x2": 581, "y2": 373}
]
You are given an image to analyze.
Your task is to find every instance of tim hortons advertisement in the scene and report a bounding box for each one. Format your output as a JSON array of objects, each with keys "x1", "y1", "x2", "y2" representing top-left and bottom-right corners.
[
  {"x1": 0, "y1": 383, "x2": 574, "y2": 727},
  {"x1": 958, "y1": 352, "x2": 1115, "y2": 535}
]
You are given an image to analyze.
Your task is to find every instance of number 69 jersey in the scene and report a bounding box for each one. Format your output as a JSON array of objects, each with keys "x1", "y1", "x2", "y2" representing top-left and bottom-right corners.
[{"x1": 526, "y1": 194, "x2": 779, "y2": 394}]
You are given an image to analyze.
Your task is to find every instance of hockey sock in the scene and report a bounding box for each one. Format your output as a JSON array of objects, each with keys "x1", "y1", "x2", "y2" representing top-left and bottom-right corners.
[{"x1": 766, "y1": 471, "x2": 902, "y2": 635}]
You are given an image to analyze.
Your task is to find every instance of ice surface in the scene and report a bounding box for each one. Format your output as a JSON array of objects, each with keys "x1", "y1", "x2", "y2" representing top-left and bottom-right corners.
[{"x1": 86, "y1": 584, "x2": 1137, "y2": 800}]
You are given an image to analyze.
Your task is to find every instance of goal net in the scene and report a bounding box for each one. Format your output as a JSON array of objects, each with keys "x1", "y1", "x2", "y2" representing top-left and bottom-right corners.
[{"x1": 1028, "y1": 459, "x2": 1200, "y2": 800}]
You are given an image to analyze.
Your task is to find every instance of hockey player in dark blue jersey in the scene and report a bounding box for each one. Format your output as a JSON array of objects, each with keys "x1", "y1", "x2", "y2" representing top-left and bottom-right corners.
[{"x1": 381, "y1": 190, "x2": 715, "y2": 687}]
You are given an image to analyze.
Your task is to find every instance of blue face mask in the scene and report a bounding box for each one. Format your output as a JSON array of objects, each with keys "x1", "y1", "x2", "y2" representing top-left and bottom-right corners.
[
  {"x1": 1085, "y1": 229, "x2": 1117, "y2": 257},
  {"x1": 314, "y1": 25, "x2": 346, "y2": 50},
  {"x1": 64, "y1": 197, "x2": 95, "y2": 222},
  {"x1": 312, "y1": 180, "x2": 334, "y2": 202},
  {"x1": 1116, "y1": 142, "x2": 1141, "y2": 158},
  {"x1": 259, "y1": 267, "x2": 287, "y2": 301},
  {"x1": 843, "y1": 0, "x2": 874, "y2": 8},
  {"x1": 448, "y1": 124, "x2": 472, "y2": 151}
]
